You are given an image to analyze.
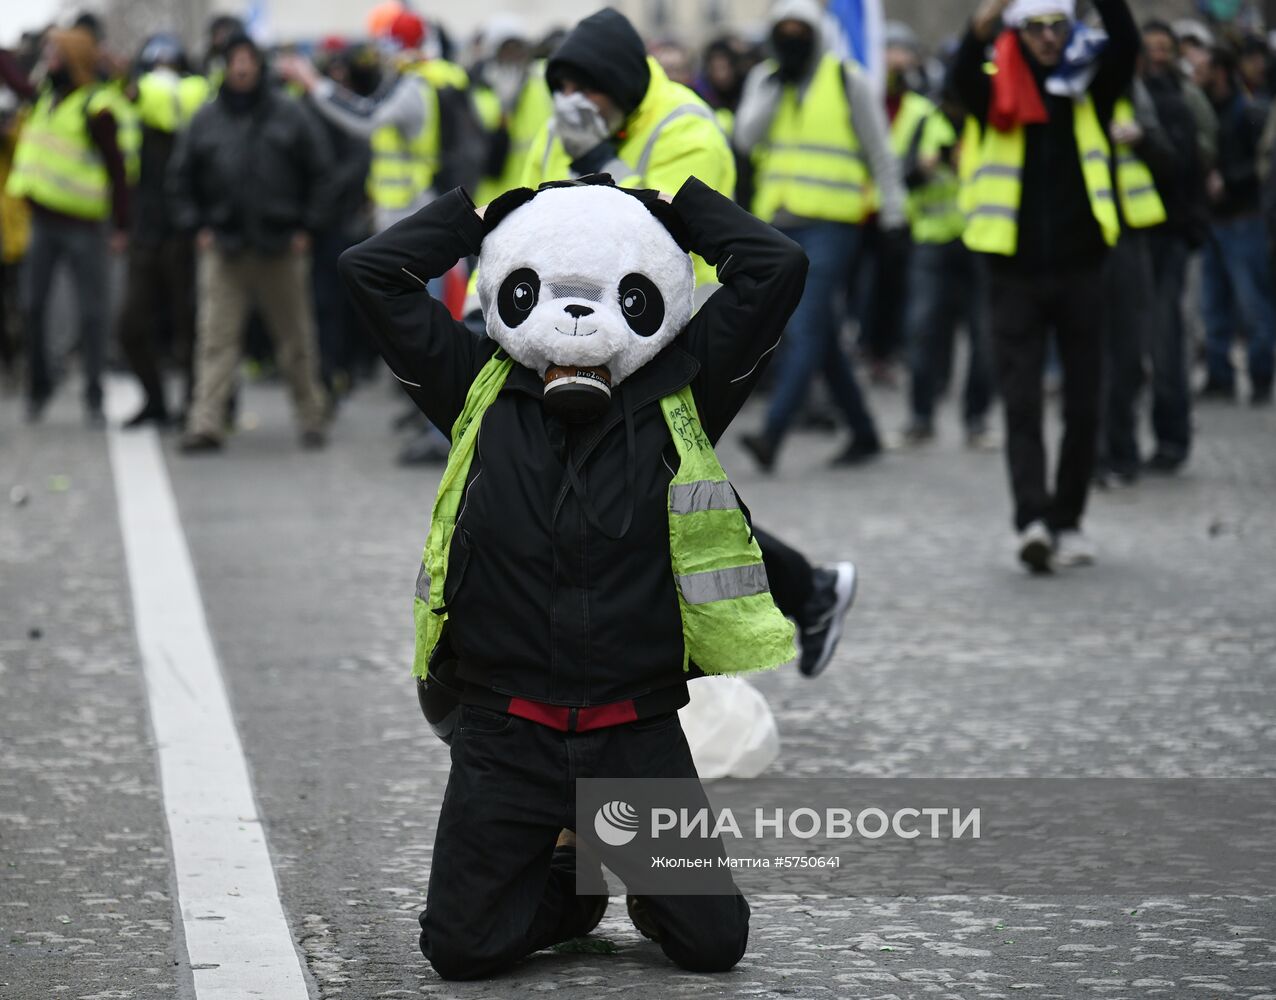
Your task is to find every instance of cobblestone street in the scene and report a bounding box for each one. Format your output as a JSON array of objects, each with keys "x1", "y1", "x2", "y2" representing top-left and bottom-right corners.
[{"x1": 3, "y1": 374, "x2": 1275, "y2": 999}]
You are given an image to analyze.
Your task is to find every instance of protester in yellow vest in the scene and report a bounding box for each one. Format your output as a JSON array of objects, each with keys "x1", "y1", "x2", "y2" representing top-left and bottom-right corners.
[
  {"x1": 5, "y1": 27, "x2": 131, "y2": 425},
  {"x1": 1096, "y1": 84, "x2": 1172, "y2": 487},
  {"x1": 339, "y1": 162, "x2": 807, "y2": 979},
  {"x1": 521, "y1": 8, "x2": 733, "y2": 291},
  {"x1": 952, "y1": 0, "x2": 1139, "y2": 573},
  {"x1": 899, "y1": 83, "x2": 996, "y2": 449},
  {"x1": 733, "y1": 0, "x2": 907, "y2": 472},
  {"x1": 0, "y1": 94, "x2": 30, "y2": 380},
  {"x1": 279, "y1": 35, "x2": 438, "y2": 234},
  {"x1": 115, "y1": 34, "x2": 203, "y2": 428},
  {"x1": 471, "y1": 16, "x2": 553, "y2": 204}
]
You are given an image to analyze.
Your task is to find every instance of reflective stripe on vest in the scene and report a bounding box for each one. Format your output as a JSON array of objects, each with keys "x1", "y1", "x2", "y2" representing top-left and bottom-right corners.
[
  {"x1": 962, "y1": 93, "x2": 1120, "y2": 256},
  {"x1": 752, "y1": 52, "x2": 869, "y2": 225},
  {"x1": 412, "y1": 355, "x2": 796, "y2": 679},
  {"x1": 1112, "y1": 97, "x2": 1167, "y2": 230},
  {"x1": 5, "y1": 86, "x2": 112, "y2": 220},
  {"x1": 368, "y1": 77, "x2": 440, "y2": 211}
]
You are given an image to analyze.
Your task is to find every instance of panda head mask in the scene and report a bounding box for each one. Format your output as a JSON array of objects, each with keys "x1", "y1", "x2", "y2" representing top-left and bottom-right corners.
[{"x1": 477, "y1": 178, "x2": 694, "y2": 419}]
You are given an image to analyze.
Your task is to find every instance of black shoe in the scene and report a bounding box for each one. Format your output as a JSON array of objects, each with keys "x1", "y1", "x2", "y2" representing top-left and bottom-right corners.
[
  {"x1": 831, "y1": 435, "x2": 882, "y2": 466},
  {"x1": 626, "y1": 894, "x2": 662, "y2": 943},
  {"x1": 798, "y1": 562, "x2": 858, "y2": 678},
  {"x1": 300, "y1": 429, "x2": 327, "y2": 450},
  {"x1": 740, "y1": 431, "x2": 778, "y2": 473},
  {"x1": 1252, "y1": 384, "x2": 1273, "y2": 407},
  {"x1": 123, "y1": 403, "x2": 169, "y2": 429},
  {"x1": 1144, "y1": 450, "x2": 1185, "y2": 475},
  {"x1": 901, "y1": 420, "x2": 934, "y2": 446},
  {"x1": 179, "y1": 431, "x2": 223, "y2": 454},
  {"x1": 85, "y1": 407, "x2": 106, "y2": 430},
  {"x1": 396, "y1": 430, "x2": 448, "y2": 466},
  {"x1": 25, "y1": 395, "x2": 49, "y2": 424},
  {"x1": 1198, "y1": 380, "x2": 1235, "y2": 401}
]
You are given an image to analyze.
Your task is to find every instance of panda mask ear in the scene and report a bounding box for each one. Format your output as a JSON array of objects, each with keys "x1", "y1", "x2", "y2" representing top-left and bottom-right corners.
[{"x1": 476, "y1": 180, "x2": 695, "y2": 389}]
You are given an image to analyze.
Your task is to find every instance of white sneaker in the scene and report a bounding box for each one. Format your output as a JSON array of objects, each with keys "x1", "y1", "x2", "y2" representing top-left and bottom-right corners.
[
  {"x1": 1017, "y1": 520, "x2": 1054, "y2": 574},
  {"x1": 1053, "y1": 529, "x2": 1095, "y2": 568}
]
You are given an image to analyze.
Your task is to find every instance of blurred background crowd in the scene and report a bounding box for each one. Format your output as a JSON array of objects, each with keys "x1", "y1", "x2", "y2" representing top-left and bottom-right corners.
[{"x1": 0, "y1": 0, "x2": 1273, "y2": 564}]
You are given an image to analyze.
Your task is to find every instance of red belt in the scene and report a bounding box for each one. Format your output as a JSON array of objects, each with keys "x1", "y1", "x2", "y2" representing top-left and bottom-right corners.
[{"x1": 506, "y1": 697, "x2": 638, "y2": 732}]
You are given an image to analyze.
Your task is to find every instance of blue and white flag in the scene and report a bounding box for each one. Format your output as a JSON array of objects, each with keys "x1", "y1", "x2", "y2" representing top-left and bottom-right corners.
[
  {"x1": 244, "y1": 0, "x2": 273, "y2": 45},
  {"x1": 825, "y1": 0, "x2": 886, "y2": 92}
]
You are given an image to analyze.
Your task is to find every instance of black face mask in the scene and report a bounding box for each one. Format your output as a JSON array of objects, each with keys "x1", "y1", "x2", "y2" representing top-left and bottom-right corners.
[
  {"x1": 48, "y1": 67, "x2": 74, "y2": 90},
  {"x1": 773, "y1": 34, "x2": 815, "y2": 81}
]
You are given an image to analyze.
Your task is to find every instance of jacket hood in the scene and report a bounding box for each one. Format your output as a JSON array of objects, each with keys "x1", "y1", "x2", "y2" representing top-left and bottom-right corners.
[
  {"x1": 546, "y1": 7, "x2": 650, "y2": 116},
  {"x1": 768, "y1": 0, "x2": 825, "y2": 48}
]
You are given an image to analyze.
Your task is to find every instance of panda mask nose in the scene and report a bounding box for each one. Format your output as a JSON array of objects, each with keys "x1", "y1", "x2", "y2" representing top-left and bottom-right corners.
[{"x1": 563, "y1": 304, "x2": 594, "y2": 319}]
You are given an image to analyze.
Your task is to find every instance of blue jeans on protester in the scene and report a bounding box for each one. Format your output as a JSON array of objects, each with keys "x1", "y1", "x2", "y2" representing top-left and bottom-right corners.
[
  {"x1": 1201, "y1": 214, "x2": 1276, "y2": 394},
  {"x1": 1146, "y1": 230, "x2": 1193, "y2": 460},
  {"x1": 905, "y1": 240, "x2": 993, "y2": 430},
  {"x1": 765, "y1": 222, "x2": 877, "y2": 444}
]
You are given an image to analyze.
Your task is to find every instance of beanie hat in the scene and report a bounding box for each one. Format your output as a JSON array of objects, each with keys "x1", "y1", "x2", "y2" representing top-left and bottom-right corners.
[
  {"x1": 546, "y1": 8, "x2": 650, "y2": 116},
  {"x1": 1003, "y1": 0, "x2": 1077, "y2": 27}
]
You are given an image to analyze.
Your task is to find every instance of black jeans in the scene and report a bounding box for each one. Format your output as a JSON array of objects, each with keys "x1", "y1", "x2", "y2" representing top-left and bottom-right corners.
[
  {"x1": 420, "y1": 705, "x2": 750, "y2": 980},
  {"x1": 905, "y1": 240, "x2": 994, "y2": 427},
  {"x1": 117, "y1": 236, "x2": 196, "y2": 411},
  {"x1": 1099, "y1": 233, "x2": 1154, "y2": 475},
  {"x1": 23, "y1": 214, "x2": 108, "y2": 409},
  {"x1": 1146, "y1": 230, "x2": 1193, "y2": 460},
  {"x1": 989, "y1": 262, "x2": 1105, "y2": 532},
  {"x1": 756, "y1": 527, "x2": 813, "y2": 619}
]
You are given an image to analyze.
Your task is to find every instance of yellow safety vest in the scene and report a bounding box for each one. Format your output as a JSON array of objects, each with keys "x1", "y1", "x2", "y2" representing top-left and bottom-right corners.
[
  {"x1": 963, "y1": 94, "x2": 1120, "y2": 256},
  {"x1": 178, "y1": 75, "x2": 211, "y2": 120},
  {"x1": 474, "y1": 66, "x2": 553, "y2": 205},
  {"x1": 1112, "y1": 97, "x2": 1167, "y2": 230},
  {"x1": 104, "y1": 81, "x2": 141, "y2": 184},
  {"x1": 907, "y1": 106, "x2": 966, "y2": 246},
  {"x1": 368, "y1": 74, "x2": 441, "y2": 211},
  {"x1": 413, "y1": 354, "x2": 796, "y2": 680},
  {"x1": 752, "y1": 52, "x2": 870, "y2": 226},
  {"x1": 6, "y1": 85, "x2": 121, "y2": 221},
  {"x1": 522, "y1": 58, "x2": 733, "y2": 288}
]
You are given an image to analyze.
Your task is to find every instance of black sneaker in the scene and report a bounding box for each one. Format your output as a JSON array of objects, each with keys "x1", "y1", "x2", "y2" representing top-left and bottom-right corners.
[
  {"x1": 300, "y1": 429, "x2": 328, "y2": 450},
  {"x1": 179, "y1": 431, "x2": 223, "y2": 454},
  {"x1": 901, "y1": 420, "x2": 935, "y2": 446},
  {"x1": 831, "y1": 435, "x2": 882, "y2": 466},
  {"x1": 1252, "y1": 384, "x2": 1273, "y2": 407},
  {"x1": 123, "y1": 403, "x2": 170, "y2": 429},
  {"x1": 1198, "y1": 380, "x2": 1235, "y2": 401},
  {"x1": 396, "y1": 430, "x2": 449, "y2": 466},
  {"x1": 1143, "y1": 450, "x2": 1185, "y2": 475},
  {"x1": 797, "y1": 561, "x2": 858, "y2": 678},
  {"x1": 740, "y1": 431, "x2": 778, "y2": 473}
]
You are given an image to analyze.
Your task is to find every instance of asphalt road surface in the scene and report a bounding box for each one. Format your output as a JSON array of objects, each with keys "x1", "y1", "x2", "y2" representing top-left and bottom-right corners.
[{"x1": 3, "y1": 370, "x2": 1275, "y2": 1000}]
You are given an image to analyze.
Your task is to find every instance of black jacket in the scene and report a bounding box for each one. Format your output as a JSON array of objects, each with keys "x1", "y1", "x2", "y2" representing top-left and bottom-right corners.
[
  {"x1": 339, "y1": 179, "x2": 807, "y2": 709},
  {"x1": 1142, "y1": 71, "x2": 1210, "y2": 244},
  {"x1": 951, "y1": 0, "x2": 1139, "y2": 274},
  {"x1": 169, "y1": 85, "x2": 336, "y2": 255},
  {"x1": 1211, "y1": 83, "x2": 1269, "y2": 221}
]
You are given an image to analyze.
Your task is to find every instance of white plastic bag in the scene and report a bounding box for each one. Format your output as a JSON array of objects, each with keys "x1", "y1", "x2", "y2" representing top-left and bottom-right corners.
[{"x1": 678, "y1": 676, "x2": 780, "y2": 781}]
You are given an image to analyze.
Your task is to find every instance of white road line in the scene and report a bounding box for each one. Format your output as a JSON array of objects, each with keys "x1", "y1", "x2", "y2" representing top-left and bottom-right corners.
[{"x1": 105, "y1": 378, "x2": 311, "y2": 999}]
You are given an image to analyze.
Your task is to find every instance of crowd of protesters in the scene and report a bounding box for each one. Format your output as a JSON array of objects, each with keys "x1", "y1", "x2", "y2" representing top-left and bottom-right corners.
[{"x1": 0, "y1": 0, "x2": 1273, "y2": 572}]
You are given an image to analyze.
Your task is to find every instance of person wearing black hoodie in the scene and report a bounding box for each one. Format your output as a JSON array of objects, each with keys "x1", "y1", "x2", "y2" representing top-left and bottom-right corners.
[
  {"x1": 170, "y1": 34, "x2": 336, "y2": 452},
  {"x1": 953, "y1": 0, "x2": 1139, "y2": 573}
]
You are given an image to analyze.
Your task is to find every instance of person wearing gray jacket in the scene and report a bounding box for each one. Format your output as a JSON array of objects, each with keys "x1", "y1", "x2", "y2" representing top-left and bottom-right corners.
[{"x1": 733, "y1": 0, "x2": 907, "y2": 471}]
